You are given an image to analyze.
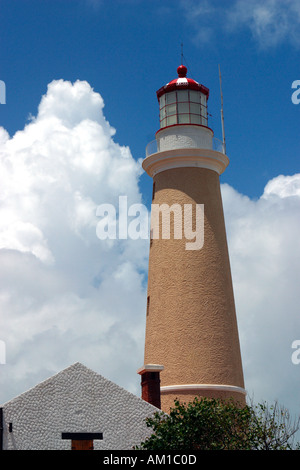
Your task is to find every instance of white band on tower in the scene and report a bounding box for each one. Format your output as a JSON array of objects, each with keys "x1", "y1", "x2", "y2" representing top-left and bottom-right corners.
[
  {"x1": 142, "y1": 148, "x2": 229, "y2": 177},
  {"x1": 160, "y1": 383, "x2": 247, "y2": 396}
]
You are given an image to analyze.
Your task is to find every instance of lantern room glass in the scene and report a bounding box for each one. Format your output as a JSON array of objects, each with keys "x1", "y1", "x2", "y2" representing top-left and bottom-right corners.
[{"x1": 159, "y1": 90, "x2": 208, "y2": 129}]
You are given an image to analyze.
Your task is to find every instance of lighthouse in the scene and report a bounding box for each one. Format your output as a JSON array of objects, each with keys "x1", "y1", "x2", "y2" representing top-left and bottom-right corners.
[{"x1": 137, "y1": 65, "x2": 246, "y2": 413}]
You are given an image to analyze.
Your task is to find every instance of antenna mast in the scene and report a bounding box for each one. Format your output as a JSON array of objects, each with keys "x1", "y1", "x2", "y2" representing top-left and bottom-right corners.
[{"x1": 218, "y1": 64, "x2": 226, "y2": 154}]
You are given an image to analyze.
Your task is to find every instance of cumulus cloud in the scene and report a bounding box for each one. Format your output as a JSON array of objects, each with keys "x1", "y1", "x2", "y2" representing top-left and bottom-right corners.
[
  {"x1": 0, "y1": 79, "x2": 149, "y2": 402},
  {"x1": 222, "y1": 173, "x2": 300, "y2": 415},
  {"x1": 181, "y1": 0, "x2": 300, "y2": 48}
]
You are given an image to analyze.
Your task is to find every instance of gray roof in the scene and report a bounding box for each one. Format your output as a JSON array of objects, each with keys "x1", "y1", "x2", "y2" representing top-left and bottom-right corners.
[{"x1": 1, "y1": 362, "x2": 160, "y2": 450}]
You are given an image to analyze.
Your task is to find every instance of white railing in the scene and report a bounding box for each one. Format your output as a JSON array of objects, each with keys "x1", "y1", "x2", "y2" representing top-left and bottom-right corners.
[
  {"x1": 146, "y1": 136, "x2": 225, "y2": 157},
  {"x1": 212, "y1": 137, "x2": 225, "y2": 154},
  {"x1": 146, "y1": 139, "x2": 158, "y2": 157}
]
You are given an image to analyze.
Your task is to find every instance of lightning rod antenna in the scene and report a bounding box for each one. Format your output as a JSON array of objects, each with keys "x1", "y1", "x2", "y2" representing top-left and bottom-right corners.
[{"x1": 218, "y1": 64, "x2": 226, "y2": 154}]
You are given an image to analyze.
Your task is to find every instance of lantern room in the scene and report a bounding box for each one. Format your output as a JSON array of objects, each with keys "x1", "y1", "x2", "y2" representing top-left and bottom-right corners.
[
  {"x1": 156, "y1": 65, "x2": 209, "y2": 129},
  {"x1": 146, "y1": 65, "x2": 216, "y2": 157}
]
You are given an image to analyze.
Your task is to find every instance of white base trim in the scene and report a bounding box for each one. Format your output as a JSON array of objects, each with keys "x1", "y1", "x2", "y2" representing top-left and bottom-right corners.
[{"x1": 160, "y1": 384, "x2": 247, "y2": 396}]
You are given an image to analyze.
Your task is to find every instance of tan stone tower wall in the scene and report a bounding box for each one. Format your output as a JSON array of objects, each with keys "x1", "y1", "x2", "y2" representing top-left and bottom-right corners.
[{"x1": 143, "y1": 164, "x2": 245, "y2": 412}]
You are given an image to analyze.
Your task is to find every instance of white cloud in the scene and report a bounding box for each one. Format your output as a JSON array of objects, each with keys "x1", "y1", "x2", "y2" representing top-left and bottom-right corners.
[
  {"x1": 181, "y1": 0, "x2": 300, "y2": 48},
  {"x1": 226, "y1": 0, "x2": 300, "y2": 48},
  {"x1": 0, "y1": 79, "x2": 149, "y2": 402},
  {"x1": 263, "y1": 174, "x2": 300, "y2": 198},
  {"x1": 222, "y1": 173, "x2": 300, "y2": 416},
  {"x1": 0, "y1": 221, "x2": 53, "y2": 264}
]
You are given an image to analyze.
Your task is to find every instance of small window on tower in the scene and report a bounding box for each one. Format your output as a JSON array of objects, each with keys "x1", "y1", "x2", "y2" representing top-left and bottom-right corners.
[
  {"x1": 159, "y1": 94, "x2": 166, "y2": 109},
  {"x1": 190, "y1": 90, "x2": 201, "y2": 103},
  {"x1": 167, "y1": 115, "x2": 177, "y2": 126},
  {"x1": 190, "y1": 103, "x2": 201, "y2": 115},
  {"x1": 146, "y1": 296, "x2": 150, "y2": 316},
  {"x1": 178, "y1": 114, "x2": 189, "y2": 124},
  {"x1": 201, "y1": 103, "x2": 208, "y2": 122},
  {"x1": 191, "y1": 114, "x2": 201, "y2": 125},
  {"x1": 178, "y1": 102, "x2": 189, "y2": 114},
  {"x1": 166, "y1": 91, "x2": 176, "y2": 104},
  {"x1": 166, "y1": 103, "x2": 177, "y2": 116},
  {"x1": 160, "y1": 106, "x2": 167, "y2": 121},
  {"x1": 177, "y1": 90, "x2": 189, "y2": 102}
]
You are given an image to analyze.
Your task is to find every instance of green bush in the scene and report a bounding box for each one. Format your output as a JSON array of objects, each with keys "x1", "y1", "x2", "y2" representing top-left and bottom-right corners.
[{"x1": 136, "y1": 397, "x2": 300, "y2": 450}]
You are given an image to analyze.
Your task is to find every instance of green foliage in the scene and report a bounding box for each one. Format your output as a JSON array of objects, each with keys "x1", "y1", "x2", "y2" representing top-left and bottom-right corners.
[{"x1": 136, "y1": 397, "x2": 300, "y2": 450}]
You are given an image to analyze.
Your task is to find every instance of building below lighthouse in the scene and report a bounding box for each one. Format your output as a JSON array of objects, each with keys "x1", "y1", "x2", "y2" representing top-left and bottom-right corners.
[{"x1": 138, "y1": 65, "x2": 246, "y2": 413}]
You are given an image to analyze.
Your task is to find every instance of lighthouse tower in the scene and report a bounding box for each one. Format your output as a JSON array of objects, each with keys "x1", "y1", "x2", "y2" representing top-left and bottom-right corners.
[{"x1": 138, "y1": 65, "x2": 246, "y2": 413}]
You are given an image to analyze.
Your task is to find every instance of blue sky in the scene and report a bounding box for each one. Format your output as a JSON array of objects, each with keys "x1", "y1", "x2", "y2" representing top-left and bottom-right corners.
[
  {"x1": 1, "y1": 0, "x2": 299, "y2": 200},
  {"x1": 0, "y1": 0, "x2": 299, "y2": 434}
]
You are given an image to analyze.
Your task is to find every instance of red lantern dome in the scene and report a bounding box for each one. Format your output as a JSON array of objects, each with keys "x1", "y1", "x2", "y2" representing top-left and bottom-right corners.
[
  {"x1": 156, "y1": 65, "x2": 209, "y2": 100},
  {"x1": 156, "y1": 65, "x2": 209, "y2": 129}
]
